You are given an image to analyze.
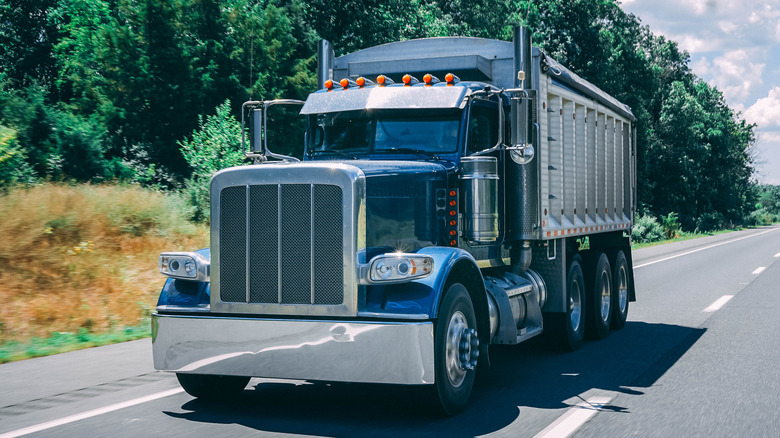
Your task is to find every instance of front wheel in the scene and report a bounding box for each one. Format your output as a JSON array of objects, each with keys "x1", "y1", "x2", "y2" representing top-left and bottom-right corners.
[
  {"x1": 176, "y1": 373, "x2": 250, "y2": 400},
  {"x1": 432, "y1": 283, "x2": 479, "y2": 415}
]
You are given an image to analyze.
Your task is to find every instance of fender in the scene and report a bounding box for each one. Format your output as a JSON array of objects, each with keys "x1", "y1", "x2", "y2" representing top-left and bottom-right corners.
[{"x1": 364, "y1": 247, "x2": 484, "y2": 319}]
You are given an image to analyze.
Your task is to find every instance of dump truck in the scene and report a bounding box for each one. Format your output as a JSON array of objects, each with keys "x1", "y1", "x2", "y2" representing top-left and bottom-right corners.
[{"x1": 152, "y1": 26, "x2": 637, "y2": 414}]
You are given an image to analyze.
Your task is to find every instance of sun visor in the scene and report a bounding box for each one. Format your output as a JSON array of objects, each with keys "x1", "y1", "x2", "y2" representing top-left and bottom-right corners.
[{"x1": 300, "y1": 86, "x2": 469, "y2": 115}]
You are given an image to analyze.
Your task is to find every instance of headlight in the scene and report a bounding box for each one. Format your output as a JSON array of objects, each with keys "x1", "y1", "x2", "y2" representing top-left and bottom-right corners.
[
  {"x1": 365, "y1": 253, "x2": 433, "y2": 284},
  {"x1": 159, "y1": 252, "x2": 210, "y2": 282}
]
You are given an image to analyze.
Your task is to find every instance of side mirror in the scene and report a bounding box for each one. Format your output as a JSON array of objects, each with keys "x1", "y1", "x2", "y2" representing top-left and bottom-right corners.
[{"x1": 242, "y1": 99, "x2": 305, "y2": 162}]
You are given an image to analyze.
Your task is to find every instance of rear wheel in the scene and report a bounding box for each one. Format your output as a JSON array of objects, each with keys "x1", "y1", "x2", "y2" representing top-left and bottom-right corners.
[
  {"x1": 433, "y1": 283, "x2": 479, "y2": 415},
  {"x1": 610, "y1": 250, "x2": 630, "y2": 329},
  {"x1": 563, "y1": 256, "x2": 586, "y2": 350},
  {"x1": 176, "y1": 374, "x2": 250, "y2": 400},
  {"x1": 585, "y1": 252, "x2": 612, "y2": 339}
]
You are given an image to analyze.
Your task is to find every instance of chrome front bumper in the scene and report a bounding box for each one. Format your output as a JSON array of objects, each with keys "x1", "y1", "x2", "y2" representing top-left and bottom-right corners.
[{"x1": 152, "y1": 313, "x2": 435, "y2": 385}]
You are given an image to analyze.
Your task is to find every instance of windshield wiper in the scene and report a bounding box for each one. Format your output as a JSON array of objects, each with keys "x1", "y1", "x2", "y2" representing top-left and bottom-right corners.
[
  {"x1": 310, "y1": 149, "x2": 358, "y2": 159},
  {"x1": 374, "y1": 147, "x2": 434, "y2": 156}
]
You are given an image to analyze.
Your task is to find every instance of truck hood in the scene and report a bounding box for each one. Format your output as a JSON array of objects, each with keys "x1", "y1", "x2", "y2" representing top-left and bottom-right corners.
[{"x1": 345, "y1": 160, "x2": 455, "y2": 251}]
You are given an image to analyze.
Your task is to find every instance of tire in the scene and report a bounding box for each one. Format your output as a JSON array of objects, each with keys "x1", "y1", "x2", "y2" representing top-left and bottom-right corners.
[
  {"x1": 176, "y1": 373, "x2": 250, "y2": 400},
  {"x1": 562, "y1": 256, "x2": 586, "y2": 351},
  {"x1": 585, "y1": 252, "x2": 612, "y2": 339},
  {"x1": 610, "y1": 250, "x2": 630, "y2": 330},
  {"x1": 432, "y1": 283, "x2": 479, "y2": 415}
]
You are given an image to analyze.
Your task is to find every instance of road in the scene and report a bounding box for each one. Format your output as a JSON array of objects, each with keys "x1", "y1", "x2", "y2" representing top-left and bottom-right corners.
[{"x1": 1, "y1": 225, "x2": 779, "y2": 437}]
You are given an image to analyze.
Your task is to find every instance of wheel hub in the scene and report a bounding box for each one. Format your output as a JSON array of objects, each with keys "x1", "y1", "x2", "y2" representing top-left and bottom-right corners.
[{"x1": 445, "y1": 312, "x2": 479, "y2": 387}]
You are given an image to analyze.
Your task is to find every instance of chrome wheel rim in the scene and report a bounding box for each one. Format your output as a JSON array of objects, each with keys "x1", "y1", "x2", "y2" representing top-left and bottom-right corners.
[
  {"x1": 445, "y1": 311, "x2": 475, "y2": 387},
  {"x1": 600, "y1": 270, "x2": 611, "y2": 322},
  {"x1": 617, "y1": 265, "x2": 628, "y2": 315},
  {"x1": 570, "y1": 278, "x2": 582, "y2": 332}
]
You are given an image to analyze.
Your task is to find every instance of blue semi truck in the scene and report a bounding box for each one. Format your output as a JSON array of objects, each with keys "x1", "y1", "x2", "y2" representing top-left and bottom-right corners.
[{"x1": 152, "y1": 27, "x2": 637, "y2": 414}]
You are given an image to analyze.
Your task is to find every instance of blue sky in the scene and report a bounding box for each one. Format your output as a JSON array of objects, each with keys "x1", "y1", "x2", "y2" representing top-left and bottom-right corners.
[{"x1": 620, "y1": 0, "x2": 780, "y2": 185}]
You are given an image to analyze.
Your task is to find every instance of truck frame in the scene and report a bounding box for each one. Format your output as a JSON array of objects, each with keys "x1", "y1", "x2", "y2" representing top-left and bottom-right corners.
[{"x1": 152, "y1": 27, "x2": 637, "y2": 415}]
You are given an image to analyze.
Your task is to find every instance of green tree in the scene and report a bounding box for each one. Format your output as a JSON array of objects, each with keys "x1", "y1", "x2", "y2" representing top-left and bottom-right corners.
[{"x1": 179, "y1": 100, "x2": 248, "y2": 222}]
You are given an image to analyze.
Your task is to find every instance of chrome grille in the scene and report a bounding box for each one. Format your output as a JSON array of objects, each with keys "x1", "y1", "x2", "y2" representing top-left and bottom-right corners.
[
  {"x1": 219, "y1": 183, "x2": 344, "y2": 306},
  {"x1": 211, "y1": 163, "x2": 363, "y2": 317}
]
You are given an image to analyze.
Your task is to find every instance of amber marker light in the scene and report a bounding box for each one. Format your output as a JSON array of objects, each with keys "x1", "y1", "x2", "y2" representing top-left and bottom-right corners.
[
  {"x1": 340, "y1": 78, "x2": 350, "y2": 89},
  {"x1": 376, "y1": 75, "x2": 394, "y2": 86},
  {"x1": 324, "y1": 79, "x2": 334, "y2": 91},
  {"x1": 423, "y1": 74, "x2": 440, "y2": 86},
  {"x1": 402, "y1": 74, "x2": 419, "y2": 86},
  {"x1": 444, "y1": 73, "x2": 460, "y2": 86}
]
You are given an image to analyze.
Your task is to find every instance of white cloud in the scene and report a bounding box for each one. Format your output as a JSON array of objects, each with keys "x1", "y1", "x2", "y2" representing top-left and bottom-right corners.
[
  {"x1": 744, "y1": 87, "x2": 780, "y2": 129},
  {"x1": 709, "y1": 50, "x2": 765, "y2": 102}
]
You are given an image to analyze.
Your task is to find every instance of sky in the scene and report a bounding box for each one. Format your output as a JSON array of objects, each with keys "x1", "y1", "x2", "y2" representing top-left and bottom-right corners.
[{"x1": 620, "y1": 0, "x2": 780, "y2": 185}]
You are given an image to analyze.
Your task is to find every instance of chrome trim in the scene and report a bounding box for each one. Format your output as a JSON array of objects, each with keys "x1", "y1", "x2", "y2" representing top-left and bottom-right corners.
[
  {"x1": 476, "y1": 257, "x2": 511, "y2": 268},
  {"x1": 357, "y1": 311, "x2": 430, "y2": 320},
  {"x1": 277, "y1": 183, "x2": 282, "y2": 305},
  {"x1": 245, "y1": 185, "x2": 251, "y2": 302},
  {"x1": 210, "y1": 163, "x2": 366, "y2": 317},
  {"x1": 310, "y1": 183, "x2": 315, "y2": 304},
  {"x1": 156, "y1": 306, "x2": 210, "y2": 313},
  {"x1": 152, "y1": 313, "x2": 434, "y2": 385}
]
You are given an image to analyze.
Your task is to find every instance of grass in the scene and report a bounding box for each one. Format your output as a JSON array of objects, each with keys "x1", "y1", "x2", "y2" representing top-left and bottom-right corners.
[
  {"x1": 0, "y1": 322, "x2": 151, "y2": 364},
  {"x1": 0, "y1": 183, "x2": 207, "y2": 362},
  {"x1": 631, "y1": 229, "x2": 737, "y2": 250}
]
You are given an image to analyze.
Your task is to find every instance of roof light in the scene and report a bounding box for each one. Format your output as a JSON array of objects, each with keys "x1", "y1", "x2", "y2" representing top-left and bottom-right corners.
[
  {"x1": 340, "y1": 78, "x2": 350, "y2": 89},
  {"x1": 445, "y1": 73, "x2": 460, "y2": 86},
  {"x1": 423, "y1": 74, "x2": 440, "y2": 86},
  {"x1": 324, "y1": 79, "x2": 334, "y2": 91},
  {"x1": 402, "y1": 74, "x2": 419, "y2": 86},
  {"x1": 356, "y1": 77, "x2": 374, "y2": 88},
  {"x1": 376, "y1": 75, "x2": 395, "y2": 86}
]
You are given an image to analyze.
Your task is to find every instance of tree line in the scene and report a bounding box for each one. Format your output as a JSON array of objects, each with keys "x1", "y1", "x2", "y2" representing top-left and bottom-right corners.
[{"x1": 1, "y1": 0, "x2": 776, "y2": 229}]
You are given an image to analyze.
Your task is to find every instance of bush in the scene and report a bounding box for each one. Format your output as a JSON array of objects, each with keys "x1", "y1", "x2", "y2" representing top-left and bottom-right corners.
[
  {"x1": 661, "y1": 212, "x2": 681, "y2": 239},
  {"x1": 632, "y1": 214, "x2": 665, "y2": 243},
  {"x1": 0, "y1": 125, "x2": 37, "y2": 187},
  {"x1": 179, "y1": 100, "x2": 247, "y2": 223},
  {"x1": 695, "y1": 212, "x2": 726, "y2": 232}
]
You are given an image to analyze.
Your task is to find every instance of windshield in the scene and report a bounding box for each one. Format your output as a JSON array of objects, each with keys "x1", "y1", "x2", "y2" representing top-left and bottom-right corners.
[{"x1": 308, "y1": 110, "x2": 462, "y2": 156}]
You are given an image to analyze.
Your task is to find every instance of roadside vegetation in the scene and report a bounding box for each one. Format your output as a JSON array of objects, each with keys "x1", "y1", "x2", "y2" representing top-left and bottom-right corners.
[{"x1": 0, "y1": 184, "x2": 207, "y2": 363}]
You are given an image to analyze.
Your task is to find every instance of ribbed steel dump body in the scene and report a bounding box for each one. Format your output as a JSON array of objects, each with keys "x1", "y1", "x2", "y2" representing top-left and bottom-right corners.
[
  {"x1": 210, "y1": 163, "x2": 365, "y2": 317},
  {"x1": 535, "y1": 77, "x2": 635, "y2": 239}
]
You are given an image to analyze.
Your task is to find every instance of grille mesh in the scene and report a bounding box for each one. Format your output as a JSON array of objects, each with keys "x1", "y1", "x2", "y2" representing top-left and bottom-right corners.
[
  {"x1": 219, "y1": 186, "x2": 247, "y2": 303},
  {"x1": 219, "y1": 183, "x2": 344, "y2": 306}
]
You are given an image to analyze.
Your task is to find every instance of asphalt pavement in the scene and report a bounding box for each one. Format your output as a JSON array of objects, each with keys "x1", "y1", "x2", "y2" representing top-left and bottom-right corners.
[{"x1": 1, "y1": 225, "x2": 778, "y2": 437}]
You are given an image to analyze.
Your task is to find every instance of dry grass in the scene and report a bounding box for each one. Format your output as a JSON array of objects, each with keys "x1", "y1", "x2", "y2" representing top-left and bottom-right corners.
[{"x1": 0, "y1": 183, "x2": 208, "y2": 342}]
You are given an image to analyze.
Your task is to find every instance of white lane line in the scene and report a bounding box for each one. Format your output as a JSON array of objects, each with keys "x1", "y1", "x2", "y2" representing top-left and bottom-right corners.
[
  {"x1": 702, "y1": 295, "x2": 734, "y2": 313},
  {"x1": 752, "y1": 266, "x2": 766, "y2": 275},
  {"x1": 0, "y1": 388, "x2": 184, "y2": 438},
  {"x1": 635, "y1": 227, "x2": 780, "y2": 269},
  {"x1": 534, "y1": 395, "x2": 614, "y2": 438}
]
